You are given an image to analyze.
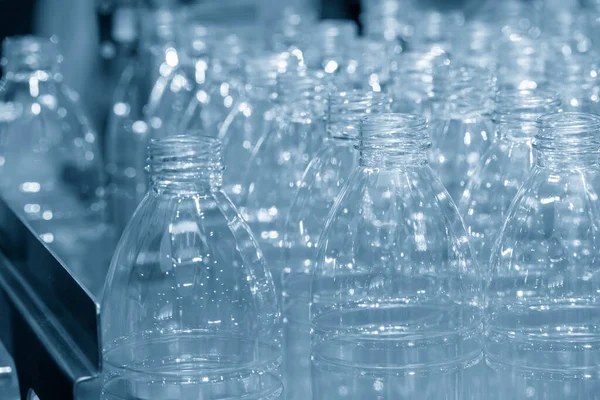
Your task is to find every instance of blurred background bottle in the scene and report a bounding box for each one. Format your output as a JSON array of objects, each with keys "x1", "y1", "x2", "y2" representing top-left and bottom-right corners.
[
  {"x1": 242, "y1": 70, "x2": 326, "y2": 275},
  {"x1": 0, "y1": 36, "x2": 108, "y2": 268},
  {"x1": 282, "y1": 90, "x2": 391, "y2": 400},
  {"x1": 459, "y1": 88, "x2": 561, "y2": 265},
  {"x1": 429, "y1": 63, "x2": 495, "y2": 201}
]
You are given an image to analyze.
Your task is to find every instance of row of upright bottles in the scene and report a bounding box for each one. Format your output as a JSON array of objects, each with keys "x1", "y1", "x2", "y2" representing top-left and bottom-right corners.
[{"x1": 0, "y1": 0, "x2": 599, "y2": 399}]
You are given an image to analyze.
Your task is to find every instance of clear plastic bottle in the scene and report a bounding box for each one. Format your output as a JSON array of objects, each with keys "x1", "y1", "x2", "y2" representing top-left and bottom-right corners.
[
  {"x1": 310, "y1": 113, "x2": 483, "y2": 400},
  {"x1": 459, "y1": 88, "x2": 561, "y2": 265},
  {"x1": 282, "y1": 91, "x2": 391, "y2": 400},
  {"x1": 389, "y1": 47, "x2": 449, "y2": 120},
  {"x1": 242, "y1": 71, "x2": 326, "y2": 271},
  {"x1": 486, "y1": 112, "x2": 600, "y2": 399},
  {"x1": 143, "y1": 21, "x2": 214, "y2": 139},
  {"x1": 545, "y1": 50, "x2": 600, "y2": 113},
  {"x1": 216, "y1": 52, "x2": 290, "y2": 206},
  {"x1": 0, "y1": 36, "x2": 106, "y2": 260},
  {"x1": 429, "y1": 64, "x2": 495, "y2": 201},
  {"x1": 101, "y1": 135, "x2": 282, "y2": 400},
  {"x1": 105, "y1": 5, "x2": 178, "y2": 235}
]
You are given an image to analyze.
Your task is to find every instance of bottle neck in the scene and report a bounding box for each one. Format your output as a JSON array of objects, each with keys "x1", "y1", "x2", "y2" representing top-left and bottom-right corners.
[
  {"x1": 534, "y1": 112, "x2": 600, "y2": 169},
  {"x1": 148, "y1": 135, "x2": 223, "y2": 196},
  {"x1": 359, "y1": 114, "x2": 430, "y2": 169},
  {"x1": 434, "y1": 64, "x2": 495, "y2": 117},
  {"x1": 327, "y1": 91, "x2": 391, "y2": 140},
  {"x1": 1, "y1": 36, "x2": 62, "y2": 81},
  {"x1": 277, "y1": 71, "x2": 327, "y2": 118},
  {"x1": 244, "y1": 53, "x2": 288, "y2": 99},
  {"x1": 494, "y1": 88, "x2": 561, "y2": 142}
]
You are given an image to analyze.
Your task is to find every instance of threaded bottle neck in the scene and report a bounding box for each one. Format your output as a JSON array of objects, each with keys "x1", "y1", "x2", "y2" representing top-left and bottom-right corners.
[
  {"x1": 1, "y1": 36, "x2": 62, "y2": 80},
  {"x1": 534, "y1": 112, "x2": 600, "y2": 168},
  {"x1": 359, "y1": 113, "x2": 430, "y2": 168},
  {"x1": 434, "y1": 64, "x2": 495, "y2": 117},
  {"x1": 148, "y1": 135, "x2": 223, "y2": 195},
  {"x1": 327, "y1": 91, "x2": 391, "y2": 140},
  {"x1": 277, "y1": 70, "x2": 326, "y2": 107},
  {"x1": 493, "y1": 88, "x2": 561, "y2": 141}
]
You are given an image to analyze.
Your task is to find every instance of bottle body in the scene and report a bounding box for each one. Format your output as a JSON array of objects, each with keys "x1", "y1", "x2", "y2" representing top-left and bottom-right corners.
[
  {"x1": 282, "y1": 138, "x2": 356, "y2": 400},
  {"x1": 311, "y1": 114, "x2": 484, "y2": 400},
  {"x1": 486, "y1": 113, "x2": 600, "y2": 399},
  {"x1": 429, "y1": 65, "x2": 495, "y2": 201},
  {"x1": 101, "y1": 136, "x2": 282, "y2": 400},
  {"x1": 459, "y1": 88, "x2": 561, "y2": 265},
  {"x1": 0, "y1": 36, "x2": 107, "y2": 264},
  {"x1": 429, "y1": 115, "x2": 494, "y2": 201},
  {"x1": 242, "y1": 76, "x2": 325, "y2": 271},
  {"x1": 460, "y1": 137, "x2": 534, "y2": 265},
  {"x1": 311, "y1": 164, "x2": 484, "y2": 400},
  {"x1": 105, "y1": 8, "x2": 178, "y2": 234}
]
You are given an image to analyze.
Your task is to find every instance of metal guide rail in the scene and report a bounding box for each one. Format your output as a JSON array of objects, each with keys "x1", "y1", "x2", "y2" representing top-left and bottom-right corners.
[{"x1": 0, "y1": 195, "x2": 111, "y2": 399}]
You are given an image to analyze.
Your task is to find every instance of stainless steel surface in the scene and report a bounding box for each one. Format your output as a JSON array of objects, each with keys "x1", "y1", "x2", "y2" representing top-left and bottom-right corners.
[{"x1": 0, "y1": 194, "x2": 110, "y2": 399}]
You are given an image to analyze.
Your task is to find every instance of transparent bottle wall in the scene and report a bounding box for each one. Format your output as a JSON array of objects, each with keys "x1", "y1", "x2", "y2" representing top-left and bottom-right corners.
[{"x1": 1, "y1": 1, "x2": 600, "y2": 399}]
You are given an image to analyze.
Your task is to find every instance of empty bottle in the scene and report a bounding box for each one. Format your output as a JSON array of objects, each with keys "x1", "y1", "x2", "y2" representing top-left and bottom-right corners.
[
  {"x1": 143, "y1": 20, "x2": 214, "y2": 139},
  {"x1": 105, "y1": 6, "x2": 178, "y2": 234},
  {"x1": 486, "y1": 112, "x2": 600, "y2": 399},
  {"x1": 0, "y1": 36, "x2": 106, "y2": 261},
  {"x1": 101, "y1": 135, "x2": 282, "y2": 400},
  {"x1": 242, "y1": 71, "x2": 326, "y2": 271},
  {"x1": 390, "y1": 47, "x2": 449, "y2": 120},
  {"x1": 311, "y1": 114, "x2": 484, "y2": 400},
  {"x1": 429, "y1": 64, "x2": 495, "y2": 201},
  {"x1": 282, "y1": 90, "x2": 391, "y2": 400},
  {"x1": 217, "y1": 52, "x2": 290, "y2": 205},
  {"x1": 460, "y1": 88, "x2": 561, "y2": 265}
]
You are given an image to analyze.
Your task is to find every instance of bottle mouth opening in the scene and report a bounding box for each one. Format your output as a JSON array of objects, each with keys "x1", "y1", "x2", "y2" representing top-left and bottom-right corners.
[
  {"x1": 148, "y1": 134, "x2": 223, "y2": 170},
  {"x1": 537, "y1": 112, "x2": 600, "y2": 132},
  {"x1": 360, "y1": 113, "x2": 429, "y2": 146},
  {"x1": 534, "y1": 112, "x2": 600, "y2": 151},
  {"x1": 327, "y1": 91, "x2": 392, "y2": 137},
  {"x1": 493, "y1": 88, "x2": 562, "y2": 124}
]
